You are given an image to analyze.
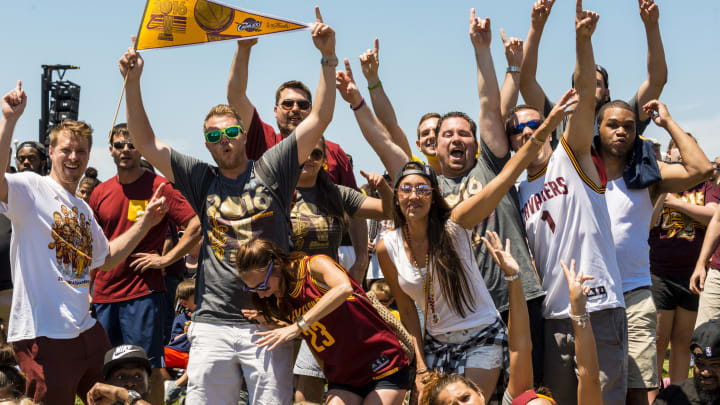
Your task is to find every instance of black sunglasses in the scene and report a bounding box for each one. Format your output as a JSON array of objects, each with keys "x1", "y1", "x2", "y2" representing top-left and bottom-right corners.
[
  {"x1": 279, "y1": 99, "x2": 311, "y2": 110},
  {"x1": 112, "y1": 141, "x2": 135, "y2": 150}
]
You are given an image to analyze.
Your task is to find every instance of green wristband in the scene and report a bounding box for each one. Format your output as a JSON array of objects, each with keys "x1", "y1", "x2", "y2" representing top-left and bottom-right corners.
[{"x1": 368, "y1": 80, "x2": 382, "y2": 91}]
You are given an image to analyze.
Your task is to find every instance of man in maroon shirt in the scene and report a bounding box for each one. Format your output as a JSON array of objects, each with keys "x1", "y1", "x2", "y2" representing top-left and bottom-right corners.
[{"x1": 89, "y1": 124, "x2": 201, "y2": 405}]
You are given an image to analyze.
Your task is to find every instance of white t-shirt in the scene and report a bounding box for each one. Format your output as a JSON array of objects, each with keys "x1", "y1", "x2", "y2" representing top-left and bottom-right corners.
[
  {"x1": 605, "y1": 178, "x2": 653, "y2": 293},
  {"x1": 381, "y1": 220, "x2": 499, "y2": 336},
  {"x1": 517, "y1": 137, "x2": 624, "y2": 319},
  {"x1": 1, "y1": 173, "x2": 109, "y2": 341}
]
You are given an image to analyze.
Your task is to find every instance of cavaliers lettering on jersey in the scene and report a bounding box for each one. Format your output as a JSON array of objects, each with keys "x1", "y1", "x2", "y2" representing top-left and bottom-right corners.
[
  {"x1": 517, "y1": 136, "x2": 624, "y2": 319},
  {"x1": 281, "y1": 255, "x2": 409, "y2": 386}
]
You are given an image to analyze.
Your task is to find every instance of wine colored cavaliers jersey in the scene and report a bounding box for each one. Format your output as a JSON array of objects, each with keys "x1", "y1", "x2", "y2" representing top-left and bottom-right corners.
[
  {"x1": 517, "y1": 137, "x2": 624, "y2": 319},
  {"x1": 282, "y1": 255, "x2": 409, "y2": 386}
]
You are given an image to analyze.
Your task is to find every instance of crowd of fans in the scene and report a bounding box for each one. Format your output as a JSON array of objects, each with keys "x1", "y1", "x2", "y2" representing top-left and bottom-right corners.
[{"x1": 0, "y1": 1, "x2": 719, "y2": 405}]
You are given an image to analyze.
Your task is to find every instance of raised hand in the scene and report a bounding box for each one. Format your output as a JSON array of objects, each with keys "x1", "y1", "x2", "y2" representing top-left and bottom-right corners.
[
  {"x1": 469, "y1": 8, "x2": 492, "y2": 48},
  {"x1": 1, "y1": 81, "x2": 26, "y2": 121},
  {"x1": 642, "y1": 99, "x2": 672, "y2": 128},
  {"x1": 359, "y1": 37, "x2": 380, "y2": 82},
  {"x1": 639, "y1": 0, "x2": 659, "y2": 25},
  {"x1": 501, "y1": 29, "x2": 523, "y2": 67},
  {"x1": 236, "y1": 37, "x2": 258, "y2": 50},
  {"x1": 119, "y1": 36, "x2": 144, "y2": 81},
  {"x1": 481, "y1": 231, "x2": 519, "y2": 277},
  {"x1": 360, "y1": 170, "x2": 387, "y2": 190},
  {"x1": 560, "y1": 259, "x2": 594, "y2": 315},
  {"x1": 311, "y1": 7, "x2": 335, "y2": 57},
  {"x1": 335, "y1": 58, "x2": 363, "y2": 106},
  {"x1": 575, "y1": 0, "x2": 599, "y2": 39},
  {"x1": 546, "y1": 88, "x2": 579, "y2": 127},
  {"x1": 531, "y1": 0, "x2": 555, "y2": 29},
  {"x1": 140, "y1": 183, "x2": 168, "y2": 227}
]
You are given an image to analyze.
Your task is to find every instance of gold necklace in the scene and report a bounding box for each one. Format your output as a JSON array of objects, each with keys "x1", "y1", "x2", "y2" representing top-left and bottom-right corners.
[{"x1": 404, "y1": 226, "x2": 438, "y2": 324}]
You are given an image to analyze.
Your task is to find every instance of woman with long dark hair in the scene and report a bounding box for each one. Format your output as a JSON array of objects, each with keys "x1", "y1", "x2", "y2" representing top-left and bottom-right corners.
[
  {"x1": 375, "y1": 95, "x2": 576, "y2": 400},
  {"x1": 236, "y1": 239, "x2": 411, "y2": 405}
]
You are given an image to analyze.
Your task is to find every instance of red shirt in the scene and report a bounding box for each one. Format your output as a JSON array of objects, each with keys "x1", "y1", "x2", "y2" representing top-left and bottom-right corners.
[
  {"x1": 246, "y1": 108, "x2": 358, "y2": 190},
  {"x1": 89, "y1": 171, "x2": 195, "y2": 303},
  {"x1": 282, "y1": 255, "x2": 408, "y2": 387},
  {"x1": 650, "y1": 180, "x2": 720, "y2": 276}
]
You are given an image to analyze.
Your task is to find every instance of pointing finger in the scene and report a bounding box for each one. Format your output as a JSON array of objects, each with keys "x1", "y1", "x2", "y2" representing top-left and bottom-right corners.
[
  {"x1": 500, "y1": 29, "x2": 508, "y2": 44},
  {"x1": 315, "y1": 6, "x2": 323, "y2": 23},
  {"x1": 16, "y1": 80, "x2": 22, "y2": 92},
  {"x1": 576, "y1": 0, "x2": 582, "y2": 13},
  {"x1": 374, "y1": 37, "x2": 379, "y2": 54}
]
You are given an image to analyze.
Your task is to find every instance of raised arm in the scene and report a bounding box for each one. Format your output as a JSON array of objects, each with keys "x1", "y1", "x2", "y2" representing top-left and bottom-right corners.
[
  {"x1": 647, "y1": 100, "x2": 713, "y2": 195},
  {"x1": 98, "y1": 184, "x2": 168, "y2": 272},
  {"x1": 564, "y1": 1, "x2": 599, "y2": 159},
  {"x1": 499, "y1": 30, "x2": 523, "y2": 120},
  {"x1": 336, "y1": 59, "x2": 409, "y2": 177},
  {"x1": 561, "y1": 260, "x2": 602, "y2": 405},
  {"x1": 635, "y1": 0, "x2": 667, "y2": 121},
  {"x1": 469, "y1": 9, "x2": 507, "y2": 158},
  {"x1": 0, "y1": 81, "x2": 26, "y2": 204},
  {"x1": 355, "y1": 171, "x2": 394, "y2": 220},
  {"x1": 294, "y1": 7, "x2": 337, "y2": 165},
  {"x1": 481, "y1": 232, "x2": 533, "y2": 397},
  {"x1": 691, "y1": 207, "x2": 720, "y2": 294},
  {"x1": 121, "y1": 39, "x2": 175, "y2": 182},
  {"x1": 450, "y1": 89, "x2": 577, "y2": 229},
  {"x1": 226, "y1": 38, "x2": 259, "y2": 131},
  {"x1": 359, "y1": 38, "x2": 413, "y2": 160},
  {"x1": 520, "y1": 0, "x2": 555, "y2": 112},
  {"x1": 376, "y1": 239, "x2": 427, "y2": 398}
]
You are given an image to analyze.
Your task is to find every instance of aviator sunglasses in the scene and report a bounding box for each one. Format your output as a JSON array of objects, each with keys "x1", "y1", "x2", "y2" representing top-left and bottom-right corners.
[
  {"x1": 398, "y1": 184, "x2": 433, "y2": 197},
  {"x1": 204, "y1": 124, "x2": 245, "y2": 144},
  {"x1": 112, "y1": 141, "x2": 135, "y2": 150},
  {"x1": 243, "y1": 262, "x2": 274, "y2": 292},
  {"x1": 279, "y1": 99, "x2": 311, "y2": 110},
  {"x1": 511, "y1": 119, "x2": 543, "y2": 135}
]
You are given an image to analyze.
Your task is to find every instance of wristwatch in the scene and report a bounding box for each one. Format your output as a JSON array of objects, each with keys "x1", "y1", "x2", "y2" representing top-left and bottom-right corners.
[
  {"x1": 125, "y1": 390, "x2": 142, "y2": 404},
  {"x1": 295, "y1": 315, "x2": 310, "y2": 333}
]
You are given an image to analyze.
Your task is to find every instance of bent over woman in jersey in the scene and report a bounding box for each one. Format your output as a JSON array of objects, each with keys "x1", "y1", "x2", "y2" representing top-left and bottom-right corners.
[{"x1": 236, "y1": 239, "x2": 411, "y2": 405}]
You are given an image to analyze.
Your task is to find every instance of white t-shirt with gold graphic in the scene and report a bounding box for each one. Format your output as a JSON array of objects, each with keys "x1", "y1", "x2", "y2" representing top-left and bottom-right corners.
[{"x1": 1, "y1": 173, "x2": 109, "y2": 341}]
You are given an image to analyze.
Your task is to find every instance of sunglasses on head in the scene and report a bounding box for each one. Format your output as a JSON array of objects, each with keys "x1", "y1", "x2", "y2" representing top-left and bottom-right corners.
[
  {"x1": 309, "y1": 148, "x2": 324, "y2": 161},
  {"x1": 279, "y1": 99, "x2": 311, "y2": 111},
  {"x1": 112, "y1": 141, "x2": 135, "y2": 150},
  {"x1": 243, "y1": 262, "x2": 274, "y2": 292},
  {"x1": 204, "y1": 124, "x2": 244, "y2": 144},
  {"x1": 398, "y1": 184, "x2": 433, "y2": 196},
  {"x1": 510, "y1": 119, "x2": 543, "y2": 135}
]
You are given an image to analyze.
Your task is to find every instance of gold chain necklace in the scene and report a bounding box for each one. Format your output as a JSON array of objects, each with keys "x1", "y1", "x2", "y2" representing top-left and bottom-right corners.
[{"x1": 404, "y1": 226, "x2": 438, "y2": 324}]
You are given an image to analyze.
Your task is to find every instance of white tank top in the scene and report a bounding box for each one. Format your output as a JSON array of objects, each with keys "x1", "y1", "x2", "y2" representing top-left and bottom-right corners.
[
  {"x1": 381, "y1": 221, "x2": 498, "y2": 336},
  {"x1": 517, "y1": 137, "x2": 624, "y2": 319},
  {"x1": 605, "y1": 178, "x2": 653, "y2": 292}
]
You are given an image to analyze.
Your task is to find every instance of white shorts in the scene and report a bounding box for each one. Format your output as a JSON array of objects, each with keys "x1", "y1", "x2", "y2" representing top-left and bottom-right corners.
[{"x1": 185, "y1": 322, "x2": 293, "y2": 404}]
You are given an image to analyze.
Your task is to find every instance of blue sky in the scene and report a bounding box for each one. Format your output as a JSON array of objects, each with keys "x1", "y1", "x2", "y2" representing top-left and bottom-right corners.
[{"x1": 2, "y1": 0, "x2": 719, "y2": 183}]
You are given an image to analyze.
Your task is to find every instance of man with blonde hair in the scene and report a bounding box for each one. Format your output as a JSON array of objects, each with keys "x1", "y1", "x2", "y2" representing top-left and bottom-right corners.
[{"x1": 0, "y1": 81, "x2": 167, "y2": 404}]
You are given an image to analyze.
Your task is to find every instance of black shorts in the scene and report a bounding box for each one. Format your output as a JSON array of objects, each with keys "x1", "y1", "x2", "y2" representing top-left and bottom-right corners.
[
  {"x1": 327, "y1": 366, "x2": 412, "y2": 398},
  {"x1": 650, "y1": 273, "x2": 699, "y2": 311}
]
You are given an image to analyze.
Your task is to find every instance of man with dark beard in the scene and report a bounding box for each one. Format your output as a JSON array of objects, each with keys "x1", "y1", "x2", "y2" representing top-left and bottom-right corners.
[{"x1": 653, "y1": 319, "x2": 720, "y2": 405}]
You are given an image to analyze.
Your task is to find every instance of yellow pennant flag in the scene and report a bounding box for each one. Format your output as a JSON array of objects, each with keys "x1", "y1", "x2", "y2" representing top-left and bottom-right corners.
[{"x1": 136, "y1": 0, "x2": 309, "y2": 51}]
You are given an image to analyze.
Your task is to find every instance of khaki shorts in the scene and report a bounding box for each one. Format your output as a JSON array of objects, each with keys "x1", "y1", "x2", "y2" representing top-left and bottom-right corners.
[
  {"x1": 696, "y1": 268, "x2": 720, "y2": 328},
  {"x1": 544, "y1": 307, "x2": 628, "y2": 405},
  {"x1": 624, "y1": 287, "x2": 658, "y2": 389}
]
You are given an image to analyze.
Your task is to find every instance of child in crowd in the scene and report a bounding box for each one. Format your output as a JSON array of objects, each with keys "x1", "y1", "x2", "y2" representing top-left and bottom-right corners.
[
  {"x1": 369, "y1": 279, "x2": 400, "y2": 320},
  {"x1": 163, "y1": 280, "x2": 195, "y2": 402}
]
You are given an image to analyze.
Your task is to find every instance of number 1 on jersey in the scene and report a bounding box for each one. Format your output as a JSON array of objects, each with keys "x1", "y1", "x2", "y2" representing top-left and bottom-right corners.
[{"x1": 541, "y1": 210, "x2": 556, "y2": 233}]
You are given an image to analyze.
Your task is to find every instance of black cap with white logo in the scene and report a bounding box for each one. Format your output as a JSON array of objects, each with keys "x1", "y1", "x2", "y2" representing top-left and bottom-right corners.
[
  {"x1": 102, "y1": 345, "x2": 152, "y2": 380},
  {"x1": 691, "y1": 320, "x2": 720, "y2": 359}
]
